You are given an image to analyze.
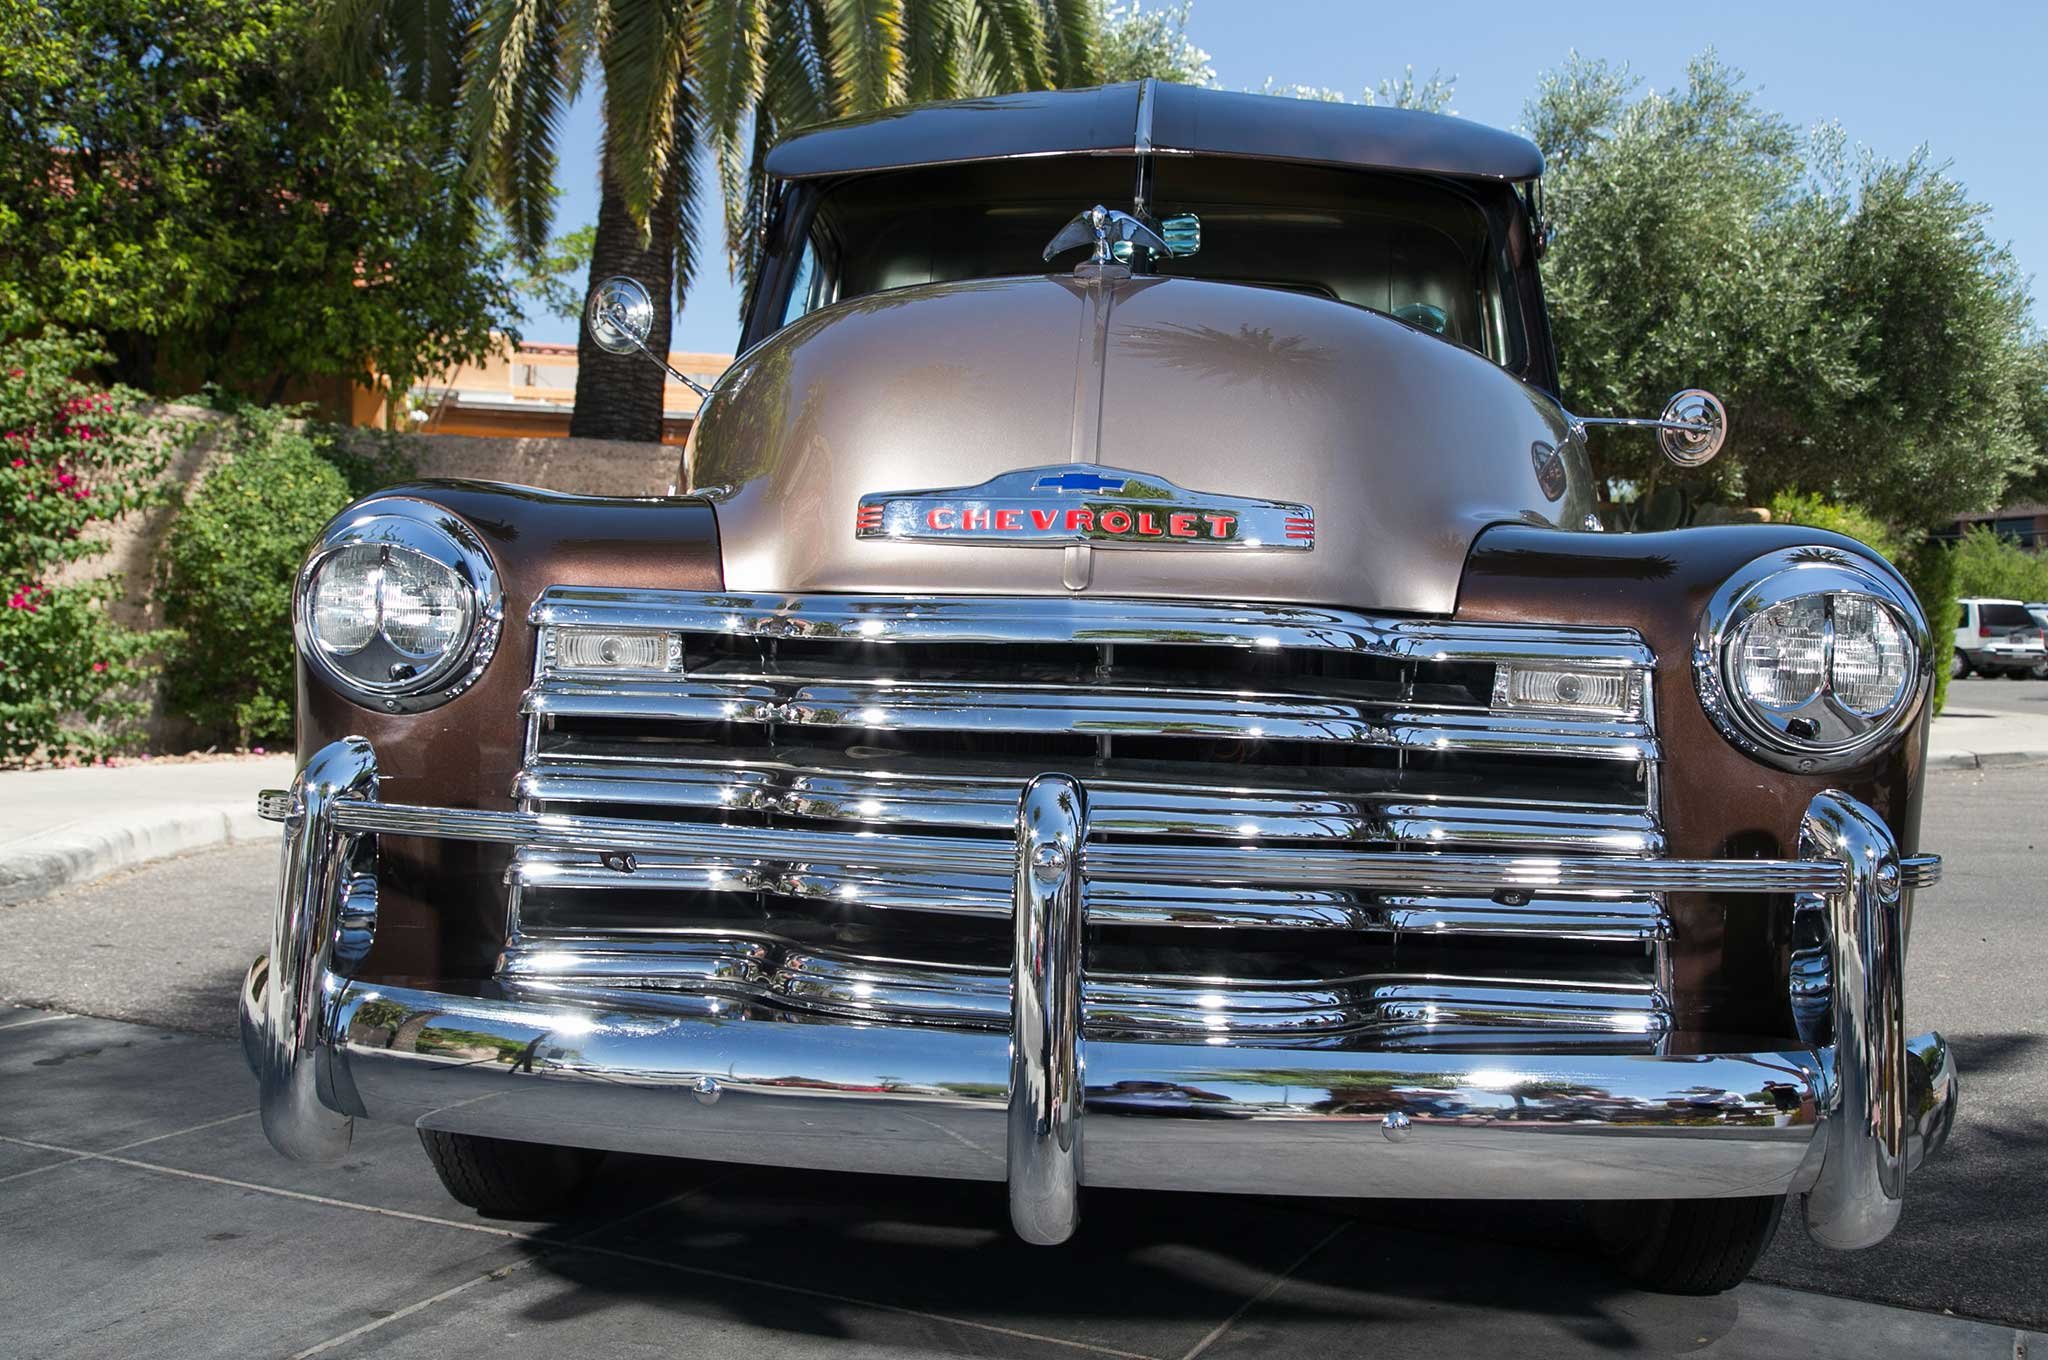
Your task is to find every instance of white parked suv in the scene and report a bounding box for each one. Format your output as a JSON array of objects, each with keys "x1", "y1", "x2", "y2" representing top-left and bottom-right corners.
[{"x1": 1953, "y1": 598, "x2": 2047, "y2": 678}]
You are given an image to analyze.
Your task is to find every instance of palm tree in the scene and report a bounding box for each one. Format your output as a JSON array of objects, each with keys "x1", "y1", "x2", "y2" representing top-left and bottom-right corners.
[{"x1": 327, "y1": 0, "x2": 1103, "y2": 442}]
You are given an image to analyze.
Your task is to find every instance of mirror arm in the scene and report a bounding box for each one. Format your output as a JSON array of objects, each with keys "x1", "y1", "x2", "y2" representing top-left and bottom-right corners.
[
  {"x1": 597, "y1": 302, "x2": 715, "y2": 401},
  {"x1": 1572, "y1": 415, "x2": 1714, "y2": 436}
]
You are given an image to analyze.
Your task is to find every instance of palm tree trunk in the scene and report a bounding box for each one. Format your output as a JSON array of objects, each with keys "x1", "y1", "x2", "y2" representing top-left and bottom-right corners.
[{"x1": 570, "y1": 126, "x2": 685, "y2": 442}]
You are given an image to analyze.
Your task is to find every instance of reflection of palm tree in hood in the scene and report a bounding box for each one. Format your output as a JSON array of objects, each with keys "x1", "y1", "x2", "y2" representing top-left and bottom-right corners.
[{"x1": 1116, "y1": 322, "x2": 1341, "y2": 401}]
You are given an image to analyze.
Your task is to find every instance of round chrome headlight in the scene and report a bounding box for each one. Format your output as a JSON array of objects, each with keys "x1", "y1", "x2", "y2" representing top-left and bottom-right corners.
[
  {"x1": 294, "y1": 498, "x2": 502, "y2": 712},
  {"x1": 1693, "y1": 546, "x2": 1929, "y2": 771}
]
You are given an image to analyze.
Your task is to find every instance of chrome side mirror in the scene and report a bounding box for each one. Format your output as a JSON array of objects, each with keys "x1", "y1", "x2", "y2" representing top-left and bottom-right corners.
[
  {"x1": 583, "y1": 275, "x2": 713, "y2": 401},
  {"x1": 586, "y1": 276, "x2": 656, "y2": 356},
  {"x1": 1572, "y1": 388, "x2": 1728, "y2": 467}
]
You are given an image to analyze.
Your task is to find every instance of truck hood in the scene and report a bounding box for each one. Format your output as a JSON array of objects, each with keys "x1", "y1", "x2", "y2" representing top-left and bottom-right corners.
[{"x1": 686, "y1": 270, "x2": 1594, "y2": 614}]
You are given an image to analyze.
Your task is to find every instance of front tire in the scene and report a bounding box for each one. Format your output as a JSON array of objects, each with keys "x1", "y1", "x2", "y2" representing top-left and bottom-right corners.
[
  {"x1": 1587, "y1": 1196, "x2": 1784, "y2": 1295},
  {"x1": 418, "y1": 1128, "x2": 604, "y2": 1218}
]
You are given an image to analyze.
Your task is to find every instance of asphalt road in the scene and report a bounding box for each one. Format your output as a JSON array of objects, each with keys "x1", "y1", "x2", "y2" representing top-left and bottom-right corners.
[
  {"x1": 1947, "y1": 673, "x2": 2048, "y2": 717},
  {"x1": 0, "y1": 765, "x2": 2043, "y2": 1356}
]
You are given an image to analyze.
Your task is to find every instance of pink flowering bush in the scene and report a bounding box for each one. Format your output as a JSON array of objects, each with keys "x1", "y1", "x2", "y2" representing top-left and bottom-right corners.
[{"x1": 0, "y1": 330, "x2": 176, "y2": 764}]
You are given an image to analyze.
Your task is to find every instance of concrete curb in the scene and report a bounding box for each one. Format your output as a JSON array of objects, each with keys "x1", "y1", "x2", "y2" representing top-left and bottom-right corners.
[
  {"x1": 1927, "y1": 749, "x2": 2048, "y2": 771},
  {"x1": 0, "y1": 803, "x2": 275, "y2": 908}
]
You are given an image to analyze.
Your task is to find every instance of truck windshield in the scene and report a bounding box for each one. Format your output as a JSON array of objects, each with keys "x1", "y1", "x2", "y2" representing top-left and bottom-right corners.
[{"x1": 774, "y1": 154, "x2": 1529, "y2": 371}]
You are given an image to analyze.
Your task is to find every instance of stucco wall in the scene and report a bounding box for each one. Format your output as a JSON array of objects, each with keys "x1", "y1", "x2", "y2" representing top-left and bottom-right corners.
[{"x1": 63, "y1": 406, "x2": 684, "y2": 749}]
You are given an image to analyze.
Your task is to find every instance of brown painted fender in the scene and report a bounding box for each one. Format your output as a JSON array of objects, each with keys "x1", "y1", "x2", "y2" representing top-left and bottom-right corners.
[{"x1": 1456, "y1": 521, "x2": 1931, "y2": 1038}]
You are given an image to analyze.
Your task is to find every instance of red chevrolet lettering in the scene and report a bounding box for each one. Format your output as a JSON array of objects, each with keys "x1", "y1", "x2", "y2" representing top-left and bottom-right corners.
[
  {"x1": 1031, "y1": 508, "x2": 1059, "y2": 530},
  {"x1": 926, "y1": 507, "x2": 956, "y2": 530},
  {"x1": 1065, "y1": 508, "x2": 1094, "y2": 532},
  {"x1": 1100, "y1": 508, "x2": 1133, "y2": 534},
  {"x1": 1203, "y1": 513, "x2": 1236, "y2": 538},
  {"x1": 995, "y1": 509, "x2": 1022, "y2": 530},
  {"x1": 1136, "y1": 511, "x2": 1162, "y2": 536},
  {"x1": 964, "y1": 507, "x2": 990, "y2": 530},
  {"x1": 1168, "y1": 512, "x2": 1196, "y2": 537}
]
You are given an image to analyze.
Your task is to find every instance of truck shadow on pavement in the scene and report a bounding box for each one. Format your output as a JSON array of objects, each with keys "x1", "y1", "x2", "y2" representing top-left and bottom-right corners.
[{"x1": 507, "y1": 1159, "x2": 1739, "y2": 1356}]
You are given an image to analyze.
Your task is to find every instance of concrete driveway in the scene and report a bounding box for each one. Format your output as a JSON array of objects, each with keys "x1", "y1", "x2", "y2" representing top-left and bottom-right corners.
[{"x1": 2, "y1": 765, "x2": 2045, "y2": 1358}]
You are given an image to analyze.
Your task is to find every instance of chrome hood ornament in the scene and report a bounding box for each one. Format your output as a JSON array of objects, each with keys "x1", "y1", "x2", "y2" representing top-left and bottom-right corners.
[
  {"x1": 855, "y1": 464, "x2": 1313, "y2": 551},
  {"x1": 1043, "y1": 205, "x2": 1169, "y2": 267}
]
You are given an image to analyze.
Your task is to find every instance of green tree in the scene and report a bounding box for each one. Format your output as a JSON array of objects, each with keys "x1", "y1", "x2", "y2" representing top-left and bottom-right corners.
[
  {"x1": 333, "y1": 0, "x2": 1105, "y2": 443},
  {"x1": 0, "y1": 0, "x2": 519, "y2": 411},
  {"x1": 1526, "y1": 52, "x2": 2045, "y2": 527},
  {"x1": 1098, "y1": 2, "x2": 1213, "y2": 86}
]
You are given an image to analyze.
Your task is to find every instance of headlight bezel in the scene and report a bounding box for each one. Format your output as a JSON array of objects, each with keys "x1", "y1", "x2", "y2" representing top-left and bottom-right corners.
[
  {"x1": 1692, "y1": 546, "x2": 1930, "y2": 772},
  {"x1": 293, "y1": 497, "x2": 503, "y2": 713}
]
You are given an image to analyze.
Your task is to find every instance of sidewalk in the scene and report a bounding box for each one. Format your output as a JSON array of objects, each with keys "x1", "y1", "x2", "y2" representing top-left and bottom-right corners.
[
  {"x1": 0, "y1": 756, "x2": 292, "y2": 907},
  {"x1": 1928, "y1": 699, "x2": 2048, "y2": 769}
]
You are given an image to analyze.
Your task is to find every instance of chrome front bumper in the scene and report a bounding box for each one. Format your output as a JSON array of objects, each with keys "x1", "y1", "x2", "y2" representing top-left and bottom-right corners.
[{"x1": 242, "y1": 737, "x2": 1957, "y2": 1249}]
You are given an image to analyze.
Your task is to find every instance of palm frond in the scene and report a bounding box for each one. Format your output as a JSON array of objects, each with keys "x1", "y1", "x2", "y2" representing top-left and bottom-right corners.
[
  {"x1": 902, "y1": 0, "x2": 967, "y2": 102},
  {"x1": 761, "y1": 0, "x2": 829, "y2": 129},
  {"x1": 601, "y1": 0, "x2": 693, "y2": 230},
  {"x1": 967, "y1": 0, "x2": 1047, "y2": 93},
  {"x1": 822, "y1": 0, "x2": 906, "y2": 116},
  {"x1": 668, "y1": 82, "x2": 708, "y2": 308},
  {"x1": 463, "y1": 0, "x2": 573, "y2": 256},
  {"x1": 1040, "y1": 0, "x2": 1098, "y2": 89}
]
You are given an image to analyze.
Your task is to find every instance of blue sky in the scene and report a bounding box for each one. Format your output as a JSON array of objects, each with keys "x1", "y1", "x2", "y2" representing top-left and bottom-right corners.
[{"x1": 519, "y1": 0, "x2": 2048, "y2": 355}]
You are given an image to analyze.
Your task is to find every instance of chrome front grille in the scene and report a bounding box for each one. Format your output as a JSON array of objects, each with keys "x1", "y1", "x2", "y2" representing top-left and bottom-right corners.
[{"x1": 504, "y1": 589, "x2": 1669, "y2": 1050}]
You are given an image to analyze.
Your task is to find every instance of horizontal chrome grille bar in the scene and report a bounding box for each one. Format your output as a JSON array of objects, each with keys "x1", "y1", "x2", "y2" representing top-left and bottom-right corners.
[
  {"x1": 509, "y1": 848, "x2": 1670, "y2": 939},
  {"x1": 496, "y1": 934, "x2": 1663, "y2": 1041},
  {"x1": 314, "y1": 796, "x2": 1920, "y2": 895},
  {"x1": 529, "y1": 588, "x2": 1656, "y2": 669},
  {"x1": 524, "y1": 679, "x2": 1657, "y2": 761},
  {"x1": 515, "y1": 758, "x2": 1664, "y2": 853}
]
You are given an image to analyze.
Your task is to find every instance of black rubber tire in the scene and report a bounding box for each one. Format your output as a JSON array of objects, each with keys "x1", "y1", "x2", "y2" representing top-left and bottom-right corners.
[
  {"x1": 1587, "y1": 1195, "x2": 1785, "y2": 1295},
  {"x1": 1950, "y1": 651, "x2": 1969, "y2": 680},
  {"x1": 417, "y1": 1128, "x2": 604, "y2": 1218}
]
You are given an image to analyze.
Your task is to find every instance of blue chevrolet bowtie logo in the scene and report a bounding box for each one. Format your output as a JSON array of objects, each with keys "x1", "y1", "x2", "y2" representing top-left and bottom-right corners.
[{"x1": 1035, "y1": 470, "x2": 1129, "y2": 493}]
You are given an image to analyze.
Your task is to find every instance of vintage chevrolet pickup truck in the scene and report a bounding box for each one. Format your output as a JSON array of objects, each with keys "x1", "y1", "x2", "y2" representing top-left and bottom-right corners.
[{"x1": 241, "y1": 81, "x2": 1956, "y2": 1294}]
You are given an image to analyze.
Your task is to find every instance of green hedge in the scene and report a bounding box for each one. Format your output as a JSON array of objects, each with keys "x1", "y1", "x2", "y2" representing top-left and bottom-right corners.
[{"x1": 156, "y1": 410, "x2": 410, "y2": 747}]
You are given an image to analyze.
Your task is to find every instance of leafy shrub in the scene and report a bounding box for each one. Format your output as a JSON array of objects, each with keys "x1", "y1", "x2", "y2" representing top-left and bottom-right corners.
[
  {"x1": 156, "y1": 409, "x2": 359, "y2": 746},
  {"x1": 0, "y1": 330, "x2": 175, "y2": 765},
  {"x1": 1768, "y1": 491, "x2": 1959, "y2": 715},
  {"x1": 1947, "y1": 525, "x2": 2048, "y2": 603}
]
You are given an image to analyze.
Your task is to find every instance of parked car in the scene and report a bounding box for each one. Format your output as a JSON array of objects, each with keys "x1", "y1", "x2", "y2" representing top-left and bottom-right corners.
[
  {"x1": 1953, "y1": 597, "x2": 2047, "y2": 678},
  {"x1": 239, "y1": 82, "x2": 1955, "y2": 1297}
]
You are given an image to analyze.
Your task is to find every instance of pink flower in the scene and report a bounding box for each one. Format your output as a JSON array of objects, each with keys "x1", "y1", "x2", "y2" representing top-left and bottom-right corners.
[
  {"x1": 251, "y1": 745, "x2": 266, "y2": 754},
  {"x1": 55, "y1": 471, "x2": 74, "y2": 488},
  {"x1": 8, "y1": 459, "x2": 22, "y2": 469},
  {"x1": 91, "y1": 662, "x2": 107, "y2": 673}
]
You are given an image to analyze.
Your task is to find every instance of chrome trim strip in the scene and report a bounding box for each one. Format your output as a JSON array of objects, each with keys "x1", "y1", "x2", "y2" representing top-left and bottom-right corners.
[
  {"x1": 1900, "y1": 855, "x2": 1940, "y2": 890},
  {"x1": 526, "y1": 588, "x2": 1656, "y2": 668},
  {"x1": 1801, "y1": 791, "x2": 1910, "y2": 1248},
  {"x1": 1010, "y1": 775, "x2": 1086, "y2": 1243},
  {"x1": 330, "y1": 796, "x2": 1847, "y2": 894}
]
